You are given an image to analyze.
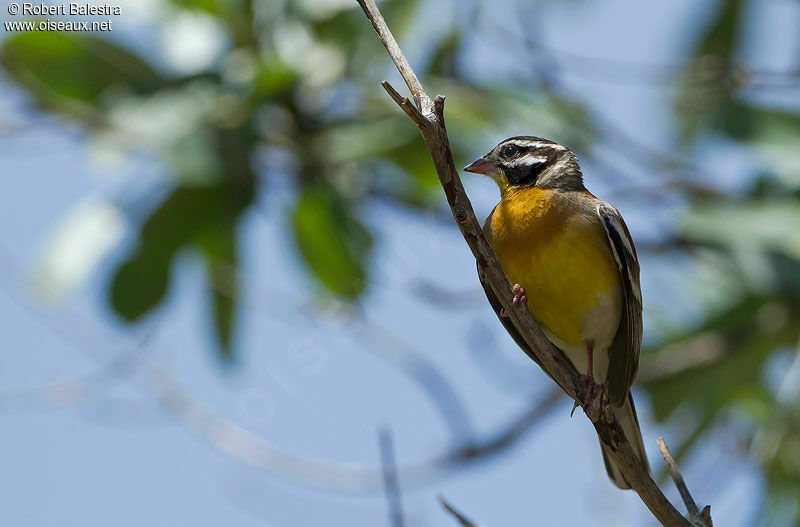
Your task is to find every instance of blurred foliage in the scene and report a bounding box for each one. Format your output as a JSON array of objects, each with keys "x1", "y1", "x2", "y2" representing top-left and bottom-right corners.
[
  {"x1": 655, "y1": 0, "x2": 800, "y2": 520},
  {"x1": 675, "y1": 0, "x2": 743, "y2": 142},
  {"x1": 3, "y1": 0, "x2": 800, "y2": 522},
  {"x1": 291, "y1": 184, "x2": 372, "y2": 297},
  {"x1": 1, "y1": 0, "x2": 584, "y2": 358},
  {"x1": 1, "y1": 31, "x2": 166, "y2": 114}
]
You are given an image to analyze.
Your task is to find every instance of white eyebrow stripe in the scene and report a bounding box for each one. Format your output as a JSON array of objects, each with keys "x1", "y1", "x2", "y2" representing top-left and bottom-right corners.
[
  {"x1": 508, "y1": 140, "x2": 567, "y2": 151},
  {"x1": 508, "y1": 154, "x2": 548, "y2": 166},
  {"x1": 523, "y1": 155, "x2": 549, "y2": 163}
]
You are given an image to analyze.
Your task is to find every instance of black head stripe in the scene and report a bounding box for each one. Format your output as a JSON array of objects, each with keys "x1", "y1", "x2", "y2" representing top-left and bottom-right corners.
[{"x1": 501, "y1": 135, "x2": 561, "y2": 148}]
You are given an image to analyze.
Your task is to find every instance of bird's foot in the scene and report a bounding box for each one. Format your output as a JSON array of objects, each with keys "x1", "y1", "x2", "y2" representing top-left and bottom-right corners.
[
  {"x1": 570, "y1": 375, "x2": 605, "y2": 420},
  {"x1": 511, "y1": 283, "x2": 527, "y2": 306},
  {"x1": 499, "y1": 284, "x2": 527, "y2": 318}
]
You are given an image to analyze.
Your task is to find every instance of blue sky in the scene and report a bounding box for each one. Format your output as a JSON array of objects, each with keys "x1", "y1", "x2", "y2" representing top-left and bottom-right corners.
[{"x1": 3, "y1": 0, "x2": 795, "y2": 524}]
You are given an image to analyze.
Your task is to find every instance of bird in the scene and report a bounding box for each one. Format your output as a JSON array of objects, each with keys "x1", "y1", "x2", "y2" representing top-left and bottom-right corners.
[{"x1": 463, "y1": 135, "x2": 652, "y2": 489}]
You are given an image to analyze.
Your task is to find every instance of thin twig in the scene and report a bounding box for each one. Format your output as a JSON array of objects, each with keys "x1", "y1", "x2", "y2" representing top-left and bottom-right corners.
[
  {"x1": 357, "y1": 0, "x2": 431, "y2": 114},
  {"x1": 379, "y1": 429, "x2": 405, "y2": 527},
  {"x1": 440, "y1": 496, "x2": 481, "y2": 527},
  {"x1": 658, "y1": 437, "x2": 712, "y2": 526},
  {"x1": 355, "y1": 1, "x2": 712, "y2": 525}
]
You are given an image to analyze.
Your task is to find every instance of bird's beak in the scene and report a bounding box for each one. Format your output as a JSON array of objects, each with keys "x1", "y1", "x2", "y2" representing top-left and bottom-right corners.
[{"x1": 463, "y1": 156, "x2": 496, "y2": 175}]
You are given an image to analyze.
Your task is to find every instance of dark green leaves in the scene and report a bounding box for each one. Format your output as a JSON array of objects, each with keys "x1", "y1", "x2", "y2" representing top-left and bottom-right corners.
[
  {"x1": 291, "y1": 185, "x2": 372, "y2": 299},
  {"x1": 1, "y1": 31, "x2": 164, "y2": 118},
  {"x1": 110, "y1": 181, "x2": 253, "y2": 358}
]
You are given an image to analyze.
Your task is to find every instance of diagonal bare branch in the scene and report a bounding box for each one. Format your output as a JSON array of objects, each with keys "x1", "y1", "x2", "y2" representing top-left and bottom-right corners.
[{"x1": 355, "y1": 1, "x2": 713, "y2": 525}]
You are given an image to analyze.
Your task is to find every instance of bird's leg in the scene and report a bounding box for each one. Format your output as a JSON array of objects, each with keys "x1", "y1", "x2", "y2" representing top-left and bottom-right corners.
[
  {"x1": 572, "y1": 341, "x2": 604, "y2": 419},
  {"x1": 499, "y1": 283, "x2": 527, "y2": 317},
  {"x1": 583, "y1": 342, "x2": 604, "y2": 418}
]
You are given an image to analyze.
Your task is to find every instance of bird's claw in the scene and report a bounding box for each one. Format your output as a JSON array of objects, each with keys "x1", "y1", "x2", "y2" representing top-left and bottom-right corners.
[
  {"x1": 499, "y1": 284, "x2": 527, "y2": 317},
  {"x1": 571, "y1": 375, "x2": 605, "y2": 420},
  {"x1": 511, "y1": 283, "x2": 527, "y2": 306}
]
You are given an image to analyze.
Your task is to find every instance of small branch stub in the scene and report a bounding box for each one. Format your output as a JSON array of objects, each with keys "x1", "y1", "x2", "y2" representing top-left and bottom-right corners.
[{"x1": 381, "y1": 81, "x2": 428, "y2": 128}]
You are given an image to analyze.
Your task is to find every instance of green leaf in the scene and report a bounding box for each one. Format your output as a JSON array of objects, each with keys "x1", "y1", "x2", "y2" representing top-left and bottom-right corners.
[
  {"x1": 110, "y1": 253, "x2": 171, "y2": 321},
  {"x1": 198, "y1": 220, "x2": 238, "y2": 359},
  {"x1": 291, "y1": 185, "x2": 372, "y2": 298},
  {"x1": 694, "y1": 0, "x2": 743, "y2": 61},
  {"x1": 1, "y1": 31, "x2": 165, "y2": 119},
  {"x1": 110, "y1": 188, "x2": 207, "y2": 321},
  {"x1": 110, "y1": 181, "x2": 253, "y2": 325}
]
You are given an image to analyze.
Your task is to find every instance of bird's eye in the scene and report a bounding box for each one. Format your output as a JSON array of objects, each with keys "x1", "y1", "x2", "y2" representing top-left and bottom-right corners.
[{"x1": 500, "y1": 145, "x2": 519, "y2": 159}]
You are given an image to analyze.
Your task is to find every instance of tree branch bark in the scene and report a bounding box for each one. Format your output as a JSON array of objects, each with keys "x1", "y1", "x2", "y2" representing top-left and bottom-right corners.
[{"x1": 355, "y1": 1, "x2": 712, "y2": 525}]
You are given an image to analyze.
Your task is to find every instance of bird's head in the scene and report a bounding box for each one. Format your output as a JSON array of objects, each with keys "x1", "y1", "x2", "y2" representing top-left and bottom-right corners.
[{"x1": 463, "y1": 136, "x2": 585, "y2": 197}]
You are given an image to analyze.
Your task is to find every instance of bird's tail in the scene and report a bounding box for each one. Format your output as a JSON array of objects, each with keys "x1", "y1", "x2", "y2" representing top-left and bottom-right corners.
[{"x1": 600, "y1": 393, "x2": 652, "y2": 489}]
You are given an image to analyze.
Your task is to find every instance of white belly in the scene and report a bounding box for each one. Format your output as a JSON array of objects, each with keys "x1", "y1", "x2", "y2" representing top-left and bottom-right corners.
[{"x1": 541, "y1": 290, "x2": 621, "y2": 383}]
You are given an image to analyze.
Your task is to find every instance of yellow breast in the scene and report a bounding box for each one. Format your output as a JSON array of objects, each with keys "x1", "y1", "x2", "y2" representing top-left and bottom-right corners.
[{"x1": 486, "y1": 187, "x2": 620, "y2": 347}]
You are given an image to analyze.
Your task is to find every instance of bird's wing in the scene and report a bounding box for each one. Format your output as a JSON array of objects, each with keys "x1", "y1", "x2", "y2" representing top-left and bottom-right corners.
[{"x1": 596, "y1": 201, "x2": 642, "y2": 407}]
